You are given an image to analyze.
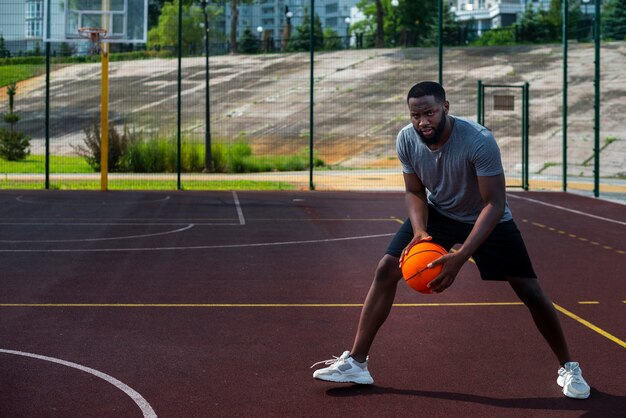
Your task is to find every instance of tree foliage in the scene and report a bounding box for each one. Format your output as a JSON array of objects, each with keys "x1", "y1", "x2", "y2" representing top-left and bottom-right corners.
[
  {"x1": 239, "y1": 28, "x2": 260, "y2": 53},
  {"x1": 287, "y1": 13, "x2": 325, "y2": 52},
  {"x1": 603, "y1": 0, "x2": 626, "y2": 40},
  {"x1": 0, "y1": 83, "x2": 31, "y2": 161},
  {"x1": 354, "y1": 0, "x2": 439, "y2": 47},
  {"x1": 147, "y1": 0, "x2": 221, "y2": 55}
]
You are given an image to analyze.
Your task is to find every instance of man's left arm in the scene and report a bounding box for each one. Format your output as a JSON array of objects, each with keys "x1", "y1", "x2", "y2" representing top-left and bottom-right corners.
[{"x1": 427, "y1": 173, "x2": 506, "y2": 293}]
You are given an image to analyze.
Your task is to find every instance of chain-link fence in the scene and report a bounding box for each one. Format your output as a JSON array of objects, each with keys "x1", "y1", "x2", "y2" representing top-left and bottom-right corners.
[{"x1": 1, "y1": 0, "x2": 624, "y2": 200}]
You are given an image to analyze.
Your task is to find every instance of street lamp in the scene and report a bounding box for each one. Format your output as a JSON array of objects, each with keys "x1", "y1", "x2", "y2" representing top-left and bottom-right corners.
[
  {"x1": 390, "y1": 0, "x2": 399, "y2": 47},
  {"x1": 257, "y1": 25, "x2": 265, "y2": 52},
  {"x1": 344, "y1": 17, "x2": 351, "y2": 48},
  {"x1": 582, "y1": 0, "x2": 590, "y2": 15},
  {"x1": 283, "y1": 7, "x2": 293, "y2": 51},
  {"x1": 581, "y1": 0, "x2": 591, "y2": 39}
]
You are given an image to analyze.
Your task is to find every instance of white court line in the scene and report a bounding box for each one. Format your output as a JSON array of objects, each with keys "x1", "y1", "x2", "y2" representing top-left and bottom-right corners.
[
  {"x1": 0, "y1": 348, "x2": 157, "y2": 418},
  {"x1": 508, "y1": 194, "x2": 626, "y2": 226},
  {"x1": 232, "y1": 191, "x2": 245, "y2": 225},
  {"x1": 0, "y1": 233, "x2": 395, "y2": 253},
  {"x1": 0, "y1": 224, "x2": 195, "y2": 243}
]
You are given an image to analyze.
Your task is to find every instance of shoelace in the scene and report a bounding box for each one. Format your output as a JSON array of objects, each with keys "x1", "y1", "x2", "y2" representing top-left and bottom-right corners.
[
  {"x1": 310, "y1": 355, "x2": 343, "y2": 369},
  {"x1": 565, "y1": 368, "x2": 582, "y2": 384}
]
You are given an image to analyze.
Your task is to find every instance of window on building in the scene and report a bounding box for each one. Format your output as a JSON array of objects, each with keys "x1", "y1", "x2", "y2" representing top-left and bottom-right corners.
[
  {"x1": 326, "y1": 3, "x2": 338, "y2": 14},
  {"x1": 25, "y1": 19, "x2": 42, "y2": 38}
]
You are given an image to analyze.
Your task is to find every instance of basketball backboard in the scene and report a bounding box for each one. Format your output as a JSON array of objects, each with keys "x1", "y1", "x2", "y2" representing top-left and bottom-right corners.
[{"x1": 43, "y1": 0, "x2": 148, "y2": 43}]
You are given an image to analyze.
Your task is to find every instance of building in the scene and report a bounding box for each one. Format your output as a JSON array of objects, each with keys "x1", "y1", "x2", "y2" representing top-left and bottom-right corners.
[
  {"x1": 0, "y1": 0, "x2": 44, "y2": 55},
  {"x1": 225, "y1": 0, "x2": 357, "y2": 49},
  {"x1": 450, "y1": 0, "x2": 598, "y2": 36}
]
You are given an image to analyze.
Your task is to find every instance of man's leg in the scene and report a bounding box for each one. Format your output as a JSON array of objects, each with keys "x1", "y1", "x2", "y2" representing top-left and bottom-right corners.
[
  {"x1": 507, "y1": 277, "x2": 570, "y2": 365},
  {"x1": 350, "y1": 254, "x2": 404, "y2": 363},
  {"x1": 311, "y1": 255, "x2": 402, "y2": 384},
  {"x1": 508, "y1": 277, "x2": 591, "y2": 399}
]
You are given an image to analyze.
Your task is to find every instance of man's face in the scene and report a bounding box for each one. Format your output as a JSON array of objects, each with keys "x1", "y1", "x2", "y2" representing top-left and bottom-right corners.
[{"x1": 408, "y1": 95, "x2": 449, "y2": 146}]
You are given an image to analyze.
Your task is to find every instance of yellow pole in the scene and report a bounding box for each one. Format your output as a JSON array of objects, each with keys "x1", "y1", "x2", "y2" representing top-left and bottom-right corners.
[
  {"x1": 100, "y1": 41, "x2": 109, "y2": 191},
  {"x1": 100, "y1": 0, "x2": 110, "y2": 191}
]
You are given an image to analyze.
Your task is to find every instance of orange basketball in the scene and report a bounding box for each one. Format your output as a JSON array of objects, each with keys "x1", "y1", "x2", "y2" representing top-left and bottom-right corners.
[{"x1": 401, "y1": 242, "x2": 447, "y2": 294}]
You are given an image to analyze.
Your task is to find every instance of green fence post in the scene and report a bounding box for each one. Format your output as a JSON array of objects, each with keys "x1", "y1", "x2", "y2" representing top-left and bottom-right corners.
[
  {"x1": 438, "y1": 0, "x2": 443, "y2": 85},
  {"x1": 477, "y1": 80, "x2": 483, "y2": 125},
  {"x1": 524, "y1": 82, "x2": 530, "y2": 191},
  {"x1": 593, "y1": 0, "x2": 601, "y2": 198},
  {"x1": 45, "y1": 42, "x2": 50, "y2": 190},
  {"x1": 309, "y1": 0, "x2": 315, "y2": 190},
  {"x1": 562, "y1": 0, "x2": 568, "y2": 192},
  {"x1": 177, "y1": 0, "x2": 183, "y2": 190}
]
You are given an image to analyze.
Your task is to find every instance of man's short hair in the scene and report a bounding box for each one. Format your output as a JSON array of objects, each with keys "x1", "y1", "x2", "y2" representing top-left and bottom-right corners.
[{"x1": 407, "y1": 81, "x2": 446, "y2": 104}]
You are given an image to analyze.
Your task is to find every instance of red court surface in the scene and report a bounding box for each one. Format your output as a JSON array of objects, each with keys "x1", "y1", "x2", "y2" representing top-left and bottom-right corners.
[{"x1": 0, "y1": 190, "x2": 624, "y2": 417}]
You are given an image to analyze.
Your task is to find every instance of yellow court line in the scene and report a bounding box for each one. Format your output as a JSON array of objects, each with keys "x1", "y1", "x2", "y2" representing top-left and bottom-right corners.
[
  {"x1": 577, "y1": 301, "x2": 600, "y2": 305},
  {"x1": 0, "y1": 302, "x2": 524, "y2": 308},
  {"x1": 3, "y1": 302, "x2": 623, "y2": 350},
  {"x1": 554, "y1": 303, "x2": 626, "y2": 349}
]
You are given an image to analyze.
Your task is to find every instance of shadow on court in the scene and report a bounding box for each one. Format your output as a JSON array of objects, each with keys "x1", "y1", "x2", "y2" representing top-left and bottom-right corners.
[{"x1": 327, "y1": 386, "x2": 625, "y2": 416}]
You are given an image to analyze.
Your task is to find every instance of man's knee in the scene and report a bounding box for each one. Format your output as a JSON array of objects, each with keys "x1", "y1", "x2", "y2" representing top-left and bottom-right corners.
[
  {"x1": 374, "y1": 255, "x2": 403, "y2": 286},
  {"x1": 508, "y1": 277, "x2": 548, "y2": 308}
]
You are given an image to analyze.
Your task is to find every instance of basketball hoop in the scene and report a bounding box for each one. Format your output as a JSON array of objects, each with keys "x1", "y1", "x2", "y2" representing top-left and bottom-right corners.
[{"x1": 78, "y1": 27, "x2": 108, "y2": 54}]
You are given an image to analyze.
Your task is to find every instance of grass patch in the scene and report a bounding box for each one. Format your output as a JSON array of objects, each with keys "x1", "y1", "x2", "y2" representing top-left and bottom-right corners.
[
  {"x1": 0, "y1": 178, "x2": 297, "y2": 190},
  {"x1": 536, "y1": 161, "x2": 559, "y2": 174},
  {"x1": 0, "y1": 65, "x2": 45, "y2": 87},
  {"x1": 1, "y1": 155, "x2": 91, "y2": 173},
  {"x1": 0, "y1": 154, "x2": 92, "y2": 173}
]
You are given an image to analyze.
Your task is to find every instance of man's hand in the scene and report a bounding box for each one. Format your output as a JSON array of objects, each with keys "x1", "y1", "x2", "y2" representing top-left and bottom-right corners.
[
  {"x1": 399, "y1": 233, "x2": 432, "y2": 268},
  {"x1": 425, "y1": 251, "x2": 468, "y2": 293}
]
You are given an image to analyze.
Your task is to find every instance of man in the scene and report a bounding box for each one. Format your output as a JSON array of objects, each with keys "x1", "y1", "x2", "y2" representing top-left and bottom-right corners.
[{"x1": 311, "y1": 81, "x2": 590, "y2": 399}]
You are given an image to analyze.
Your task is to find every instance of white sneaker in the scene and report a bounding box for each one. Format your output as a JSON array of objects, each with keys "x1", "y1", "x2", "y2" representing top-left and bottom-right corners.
[
  {"x1": 311, "y1": 351, "x2": 374, "y2": 384},
  {"x1": 557, "y1": 362, "x2": 590, "y2": 399}
]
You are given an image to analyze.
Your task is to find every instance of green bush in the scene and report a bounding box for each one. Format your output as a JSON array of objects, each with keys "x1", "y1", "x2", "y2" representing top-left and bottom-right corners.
[
  {"x1": 75, "y1": 129, "x2": 325, "y2": 174},
  {"x1": 0, "y1": 128, "x2": 31, "y2": 161},
  {"x1": 472, "y1": 28, "x2": 516, "y2": 46},
  {"x1": 210, "y1": 142, "x2": 228, "y2": 172},
  {"x1": 120, "y1": 137, "x2": 206, "y2": 173},
  {"x1": 72, "y1": 120, "x2": 135, "y2": 172}
]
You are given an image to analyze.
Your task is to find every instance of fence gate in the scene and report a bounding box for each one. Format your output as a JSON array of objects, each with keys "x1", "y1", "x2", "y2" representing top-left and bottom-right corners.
[{"x1": 477, "y1": 81, "x2": 529, "y2": 190}]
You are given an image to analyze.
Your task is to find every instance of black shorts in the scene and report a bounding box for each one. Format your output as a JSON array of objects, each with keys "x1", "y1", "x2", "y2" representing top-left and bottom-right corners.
[{"x1": 386, "y1": 205, "x2": 537, "y2": 281}]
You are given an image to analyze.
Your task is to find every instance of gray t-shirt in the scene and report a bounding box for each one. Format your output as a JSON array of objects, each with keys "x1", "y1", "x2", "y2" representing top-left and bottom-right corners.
[{"x1": 396, "y1": 116, "x2": 512, "y2": 223}]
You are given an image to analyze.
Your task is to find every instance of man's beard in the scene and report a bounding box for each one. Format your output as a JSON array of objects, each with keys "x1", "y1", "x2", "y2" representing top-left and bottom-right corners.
[{"x1": 417, "y1": 115, "x2": 447, "y2": 146}]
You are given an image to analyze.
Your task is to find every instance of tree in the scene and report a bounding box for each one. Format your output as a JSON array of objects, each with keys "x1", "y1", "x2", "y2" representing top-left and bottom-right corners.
[
  {"x1": 516, "y1": 6, "x2": 553, "y2": 43},
  {"x1": 375, "y1": 0, "x2": 384, "y2": 47},
  {"x1": 354, "y1": 0, "x2": 439, "y2": 48},
  {"x1": 425, "y1": 2, "x2": 462, "y2": 46},
  {"x1": 0, "y1": 34, "x2": 10, "y2": 58},
  {"x1": 353, "y1": 0, "x2": 387, "y2": 47},
  {"x1": 224, "y1": 0, "x2": 256, "y2": 53},
  {"x1": 287, "y1": 13, "x2": 324, "y2": 52},
  {"x1": 239, "y1": 27, "x2": 260, "y2": 53},
  {"x1": 352, "y1": 0, "x2": 378, "y2": 46},
  {"x1": 148, "y1": 0, "x2": 169, "y2": 28},
  {"x1": 0, "y1": 84, "x2": 31, "y2": 161},
  {"x1": 395, "y1": 0, "x2": 438, "y2": 47},
  {"x1": 148, "y1": 0, "x2": 220, "y2": 55},
  {"x1": 603, "y1": 0, "x2": 626, "y2": 40},
  {"x1": 322, "y1": 27, "x2": 343, "y2": 50}
]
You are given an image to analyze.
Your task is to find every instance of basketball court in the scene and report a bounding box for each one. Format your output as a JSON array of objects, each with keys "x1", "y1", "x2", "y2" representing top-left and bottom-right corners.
[
  {"x1": 1, "y1": 2, "x2": 623, "y2": 416},
  {"x1": 1, "y1": 190, "x2": 624, "y2": 416}
]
